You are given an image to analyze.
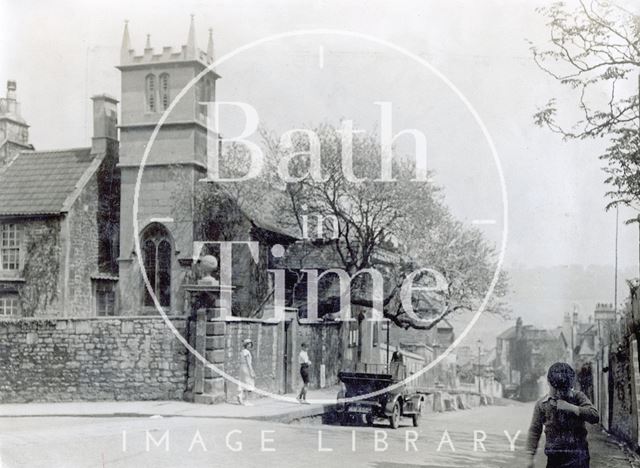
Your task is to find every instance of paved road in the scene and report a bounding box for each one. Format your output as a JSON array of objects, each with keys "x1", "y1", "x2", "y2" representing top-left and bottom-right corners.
[{"x1": 0, "y1": 402, "x2": 637, "y2": 467}]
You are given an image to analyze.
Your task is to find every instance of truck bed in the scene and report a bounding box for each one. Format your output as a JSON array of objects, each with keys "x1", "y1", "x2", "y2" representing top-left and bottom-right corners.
[{"x1": 338, "y1": 371, "x2": 397, "y2": 398}]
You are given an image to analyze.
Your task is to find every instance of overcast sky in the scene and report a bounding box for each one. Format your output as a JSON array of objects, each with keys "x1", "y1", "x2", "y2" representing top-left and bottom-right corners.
[{"x1": 2, "y1": 0, "x2": 639, "y2": 333}]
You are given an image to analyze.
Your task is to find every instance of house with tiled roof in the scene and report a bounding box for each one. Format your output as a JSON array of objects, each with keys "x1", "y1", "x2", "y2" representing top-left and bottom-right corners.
[
  {"x1": 494, "y1": 317, "x2": 567, "y2": 400},
  {"x1": 0, "y1": 95, "x2": 120, "y2": 317}
]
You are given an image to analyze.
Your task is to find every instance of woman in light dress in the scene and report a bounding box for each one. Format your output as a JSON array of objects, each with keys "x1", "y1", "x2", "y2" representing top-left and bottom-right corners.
[
  {"x1": 297, "y1": 342, "x2": 311, "y2": 404},
  {"x1": 238, "y1": 338, "x2": 255, "y2": 406}
]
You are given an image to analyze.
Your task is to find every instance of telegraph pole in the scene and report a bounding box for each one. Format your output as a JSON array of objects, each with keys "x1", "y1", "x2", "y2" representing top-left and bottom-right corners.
[
  {"x1": 476, "y1": 340, "x2": 483, "y2": 394},
  {"x1": 614, "y1": 206, "x2": 618, "y2": 315}
]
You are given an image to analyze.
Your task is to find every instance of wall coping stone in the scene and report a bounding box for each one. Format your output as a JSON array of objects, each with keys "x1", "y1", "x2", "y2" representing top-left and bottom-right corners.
[
  {"x1": 209, "y1": 317, "x2": 281, "y2": 324},
  {"x1": 298, "y1": 319, "x2": 342, "y2": 326},
  {"x1": 0, "y1": 316, "x2": 188, "y2": 323}
]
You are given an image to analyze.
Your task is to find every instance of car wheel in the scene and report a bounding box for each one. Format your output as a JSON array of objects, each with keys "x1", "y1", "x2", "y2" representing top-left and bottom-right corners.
[
  {"x1": 365, "y1": 414, "x2": 374, "y2": 426},
  {"x1": 389, "y1": 401, "x2": 400, "y2": 429}
]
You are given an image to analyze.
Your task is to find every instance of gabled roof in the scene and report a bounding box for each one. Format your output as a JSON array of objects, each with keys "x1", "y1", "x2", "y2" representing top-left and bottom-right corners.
[
  {"x1": 578, "y1": 337, "x2": 595, "y2": 356},
  {"x1": 0, "y1": 147, "x2": 100, "y2": 216},
  {"x1": 497, "y1": 326, "x2": 516, "y2": 340},
  {"x1": 247, "y1": 212, "x2": 298, "y2": 240},
  {"x1": 433, "y1": 318, "x2": 453, "y2": 330},
  {"x1": 552, "y1": 327, "x2": 569, "y2": 347},
  {"x1": 217, "y1": 189, "x2": 300, "y2": 240},
  {"x1": 578, "y1": 322, "x2": 596, "y2": 336}
]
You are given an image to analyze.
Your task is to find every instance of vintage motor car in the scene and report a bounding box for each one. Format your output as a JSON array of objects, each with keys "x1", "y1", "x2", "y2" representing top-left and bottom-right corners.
[{"x1": 335, "y1": 361, "x2": 426, "y2": 429}]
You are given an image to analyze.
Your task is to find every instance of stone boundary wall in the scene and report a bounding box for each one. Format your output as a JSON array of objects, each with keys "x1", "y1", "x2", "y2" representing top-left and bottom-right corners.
[
  {"x1": 0, "y1": 316, "x2": 188, "y2": 403},
  {"x1": 223, "y1": 319, "x2": 284, "y2": 401},
  {"x1": 605, "y1": 323, "x2": 637, "y2": 445},
  {"x1": 295, "y1": 321, "x2": 342, "y2": 391},
  {"x1": 596, "y1": 296, "x2": 640, "y2": 450},
  {"x1": 184, "y1": 315, "x2": 284, "y2": 404},
  {"x1": 186, "y1": 316, "x2": 345, "y2": 403}
]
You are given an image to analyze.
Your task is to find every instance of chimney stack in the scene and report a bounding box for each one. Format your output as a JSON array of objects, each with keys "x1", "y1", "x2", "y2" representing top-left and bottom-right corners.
[
  {"x1": 90, "y1": 94, "x2": 118, "y2": 154},
  {"x1": 6, "y1": 80, "x2": 16, "y2": 101}
]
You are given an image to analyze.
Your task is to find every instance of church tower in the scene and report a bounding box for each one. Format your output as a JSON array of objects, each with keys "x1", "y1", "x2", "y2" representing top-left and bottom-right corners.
[
  {"x1": 0, "y1": 80, "x2": 32, "y2": 170},
  {"x1": 117, "y1": 17, "x2": 219, "y2": 313}
]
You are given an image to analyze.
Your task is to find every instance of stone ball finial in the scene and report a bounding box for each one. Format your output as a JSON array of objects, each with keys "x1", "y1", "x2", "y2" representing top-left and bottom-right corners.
[
  {"x1": 197, "y1": 254, "x2": 219, "y2": 286},
  {"x1": 200, "y1": 255, "x2": 218, "y2": 273}
]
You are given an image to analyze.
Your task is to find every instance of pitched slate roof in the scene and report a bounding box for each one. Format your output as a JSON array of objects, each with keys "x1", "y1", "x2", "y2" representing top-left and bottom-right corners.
[
  {"x1": 578, "y1": 337, "x2": 595, "y2": 356},
  {"x1": 497, "y1": 326, "x2": 516, "y2": 340},
  {"x1": 0, "y1": 147, "x2": 97, "y2": 216},
  {"x1": 241, "y1": 202, "x2": 300, "y2": 240}
]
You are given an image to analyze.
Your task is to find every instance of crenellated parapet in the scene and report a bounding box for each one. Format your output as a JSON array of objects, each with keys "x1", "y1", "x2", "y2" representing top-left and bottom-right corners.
[{"x1": 119, "y1": 15, "x2": 215, "y2": 68}]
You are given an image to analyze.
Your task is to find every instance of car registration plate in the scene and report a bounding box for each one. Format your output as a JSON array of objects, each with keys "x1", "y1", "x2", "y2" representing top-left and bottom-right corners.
[{"x1": 348, "y1": 404, "x2": 371, "y2": 414}]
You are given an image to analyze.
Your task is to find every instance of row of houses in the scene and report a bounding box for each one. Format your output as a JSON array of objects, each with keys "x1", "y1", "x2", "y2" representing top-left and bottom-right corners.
[{"x1": 493, "y1": 306, "x2": 609, "y2": 401}]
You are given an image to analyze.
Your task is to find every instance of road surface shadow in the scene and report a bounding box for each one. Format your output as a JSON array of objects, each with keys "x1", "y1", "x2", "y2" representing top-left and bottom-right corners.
[{"x1": 367, "y1": 448, "x2": 527, "y2": 468}]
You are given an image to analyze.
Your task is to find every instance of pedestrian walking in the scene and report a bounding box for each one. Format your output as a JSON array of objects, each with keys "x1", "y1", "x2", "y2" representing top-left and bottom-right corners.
[
  {"x1": 526, "y1": 362, "x2": 599, "y2": 468},
  {"x1": 237, "y1": 338, "x2": 255, "y2": 406},
  {"x1": 390, "y1": 350, "x2": 405, "y2": 380},
  {"x1": 297, "y1": 343, "x2": 311, "y2": 404}
]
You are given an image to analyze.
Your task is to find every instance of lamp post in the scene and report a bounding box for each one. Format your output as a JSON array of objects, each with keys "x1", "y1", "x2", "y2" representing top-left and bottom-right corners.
[{"x1": 477, "y1": 339, "x2": 483, "y2": 394}]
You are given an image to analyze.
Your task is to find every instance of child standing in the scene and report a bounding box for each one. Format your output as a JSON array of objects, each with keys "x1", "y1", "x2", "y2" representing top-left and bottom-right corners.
[{"x1": 526, "y1": 362, "x2": 599, "y2": 468}]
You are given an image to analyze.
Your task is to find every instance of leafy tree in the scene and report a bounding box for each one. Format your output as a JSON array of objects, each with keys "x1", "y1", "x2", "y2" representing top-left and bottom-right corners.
[
  {"x1": 400, "y1": 204, "x2": 509, "y2": 329},
  {"x1": 190, "y1": 124, "x2": 508, "y2": 327},
  {"x1": 530, "y1": 0, "x2": 640, "y2": 210},
  {"x1": 254, "y1": 124, "x2": 508, "y2": 330}
]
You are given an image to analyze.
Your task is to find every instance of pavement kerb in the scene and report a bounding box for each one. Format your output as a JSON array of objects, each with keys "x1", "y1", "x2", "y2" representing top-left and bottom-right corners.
[{"x1": 0, "y1": 404, "x2": 337, "y2": 423}]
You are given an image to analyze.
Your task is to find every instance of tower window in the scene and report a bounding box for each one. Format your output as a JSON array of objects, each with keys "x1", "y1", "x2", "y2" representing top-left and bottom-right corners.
[
  {"x1": 159, "y1": 73, "x2": 170, "y2": 110},
  {"x1": 141, "y1": 223, "x2": 171, "y2": 308},
  {"x1": 145, "y1": 74, "x2": 157, "y2": 112}
]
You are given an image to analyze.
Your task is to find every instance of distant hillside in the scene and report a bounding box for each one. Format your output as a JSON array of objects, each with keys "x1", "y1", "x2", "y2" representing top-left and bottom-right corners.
[{"x1": 505, "y1": 264, "x2": 634, "y2": 328}]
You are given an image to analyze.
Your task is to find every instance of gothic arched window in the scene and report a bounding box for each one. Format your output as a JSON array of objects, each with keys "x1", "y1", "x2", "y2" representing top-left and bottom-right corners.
[
  {"x1": 159, "y1": 73, "x2": 170, "y2": 110},
  {"x1": 145, "y1": 73, "x2": 157, "y2": 112},
  {"x1": 141, "y1": 223, "x2": 171, "y2": 307}
]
